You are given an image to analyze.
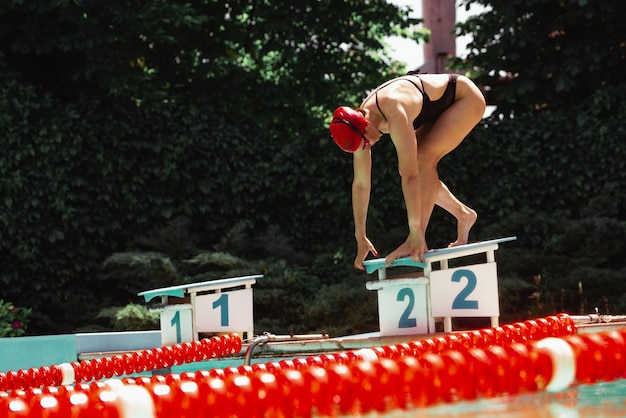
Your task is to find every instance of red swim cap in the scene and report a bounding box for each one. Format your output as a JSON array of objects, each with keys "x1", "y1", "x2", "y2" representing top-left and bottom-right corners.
[{"x1": 329, "y1": 106, "x2": 368, "y2": 153}]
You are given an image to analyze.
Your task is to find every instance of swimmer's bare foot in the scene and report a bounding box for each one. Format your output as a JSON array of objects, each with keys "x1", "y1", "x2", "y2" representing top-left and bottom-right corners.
[
  {"x1": 386, "y1": 233, "x2": 428, "y2": 264},
  {"x1": 449, "y1": 208, "x2": 477, "y2": 247}
]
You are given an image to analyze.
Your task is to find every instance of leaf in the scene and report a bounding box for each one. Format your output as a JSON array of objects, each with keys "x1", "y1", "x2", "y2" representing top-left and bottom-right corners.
[{"x1": 48, "y1": 229, "x2": 65, "y2": 243}]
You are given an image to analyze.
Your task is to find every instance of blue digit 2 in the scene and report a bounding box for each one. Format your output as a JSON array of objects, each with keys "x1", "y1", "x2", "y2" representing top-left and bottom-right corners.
[
  {"x1": 397, "y1": 287, "x2": 417, "y2": 328},
  {"x1": 451, "y1": 269, "x2": 479, "y2": 309}
]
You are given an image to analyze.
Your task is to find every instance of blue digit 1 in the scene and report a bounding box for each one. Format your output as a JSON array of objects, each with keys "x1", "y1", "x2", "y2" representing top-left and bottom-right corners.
[
  {"x1": 170, "y1": 311, "x2": 182, "y2": 343},
  {"x1": 451, "y1": 269, "x2": 479, "y2": 309},
  {"x1": 212, "y1": 293, "x2": 229, "y2": 326},
  {"x1": 397, "y1": 288, "x2": 417, "y2": 328}
]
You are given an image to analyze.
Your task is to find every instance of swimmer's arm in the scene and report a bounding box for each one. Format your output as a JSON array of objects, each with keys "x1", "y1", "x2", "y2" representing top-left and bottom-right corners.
[
  {"x1": 352, "y1": 147, "x2": 372, "y2": 239},
  {"x1": 351, "y1": 148, "x2": 379, "y2": 269},
  {"x1": 386, "y1": 101, "x2": 421, "y2": 234}
]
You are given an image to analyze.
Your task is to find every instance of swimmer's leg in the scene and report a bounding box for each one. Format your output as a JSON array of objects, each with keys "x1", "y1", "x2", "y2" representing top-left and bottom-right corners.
[{"x1": 436, "y1": 181, "x2": 477, "y2": 247}]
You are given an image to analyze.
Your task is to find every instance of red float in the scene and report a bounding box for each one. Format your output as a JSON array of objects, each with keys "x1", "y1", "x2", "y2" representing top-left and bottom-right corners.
[
  {"x1": 250, "y1": 371, "x2": 283, "y2": 418},
  {"x1": 301, "y1": 366, "x2": 331, "y2": 417},
  {"x1": 0, "y1": 319, "x2": 620, "y2": 417}
]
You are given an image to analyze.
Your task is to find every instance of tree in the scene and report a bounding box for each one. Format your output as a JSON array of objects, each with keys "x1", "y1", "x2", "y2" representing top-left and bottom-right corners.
[
  {"x1": 0, "y1": 0, "x2": 424, "y2": 333},
  {"x1": 443, "y1": 0, "x2": 626, "y2": 321},
  {"x1": 454, "y1": 0, "x2": 626, "y2": 115}
]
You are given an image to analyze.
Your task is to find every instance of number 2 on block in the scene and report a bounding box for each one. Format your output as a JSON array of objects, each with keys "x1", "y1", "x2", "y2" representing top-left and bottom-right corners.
[
  {"x1": 397, "y1": 287, "x2": 417, "y2": 328},
  {"x1": 451, "y1": 269, "x2": 479, "y2": 309}
]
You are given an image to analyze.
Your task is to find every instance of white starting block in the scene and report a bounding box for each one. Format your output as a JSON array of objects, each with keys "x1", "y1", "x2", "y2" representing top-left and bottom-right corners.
[
  {"x1": 364, "y1": 237, "x2": 516, "y2": 335},
  {"x1": 138, "y1": 275, "x2": 261, "y2": 345}
]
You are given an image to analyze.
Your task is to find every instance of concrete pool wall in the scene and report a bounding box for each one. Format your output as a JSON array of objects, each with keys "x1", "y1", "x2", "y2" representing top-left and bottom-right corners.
[{"x1": 0, "y1": 330, "x2": 161, "y2": 372}]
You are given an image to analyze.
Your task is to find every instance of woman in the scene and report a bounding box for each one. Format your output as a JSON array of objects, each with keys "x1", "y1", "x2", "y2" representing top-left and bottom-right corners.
[{"x1": 329, "y1": 72, "x2": 486, "y2": 270}]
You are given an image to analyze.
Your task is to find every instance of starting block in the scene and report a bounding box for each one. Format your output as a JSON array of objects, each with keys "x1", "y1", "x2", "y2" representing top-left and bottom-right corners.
[
  {"x1": 364, "y1": 237, "x2": 516, "y2": 335},
  {"x1": 138, "y1": 275, "x2": 262, "y2": 345}
]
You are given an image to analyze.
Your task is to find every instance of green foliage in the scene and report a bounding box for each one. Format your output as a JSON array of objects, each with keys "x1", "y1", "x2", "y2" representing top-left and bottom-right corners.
[
  {"x1": 441, "y1": 82, "x2": 626, "y2": 225},
  {"x1": 1, "y1": 0, "x2": 626, "y2": 336},
  {"x1": 254, "y1": 256, "x2": 377, "y2": 336},
  {"x1": 181, "y1": 252, "x2": 248, "y2": 274},
  {"x1": 442, "y1": 0, "x2": 626, "y2": 322},
  {"x1": 434, "y1": 79, "x2": 626, "y2": 321},
  {"x1": 0, "y1": 0, "x2": 424, "y2": 333},
  {"x1": 0, "y1": 300, "x2": 32, "y2": 337},
  {"x1": 98, "y1": 252, "x2": 179, "y2": 303},
  {"x1": 303, "y1": 281, "x2": 378, "y2": 336},
  {"x1": 454, "y1": 0, "x2": 626, "y2": 114},
  {"x1": 97, "y1": 304, "x2": 159, "y2": 332}
]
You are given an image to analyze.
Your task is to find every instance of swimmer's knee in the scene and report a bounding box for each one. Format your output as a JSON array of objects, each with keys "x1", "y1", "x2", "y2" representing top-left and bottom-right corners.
[{"x1": 458, "y1": 76, "x2": 486, "y2": 112}]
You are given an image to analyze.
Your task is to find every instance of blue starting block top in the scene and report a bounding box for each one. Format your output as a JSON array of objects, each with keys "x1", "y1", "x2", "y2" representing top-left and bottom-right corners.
[
  {"x1": 363, "y1": 236, "x2": 516, "y2": 274},
  {"x1": 138, "y1": 274, "x2": 263, "y2": 303}
]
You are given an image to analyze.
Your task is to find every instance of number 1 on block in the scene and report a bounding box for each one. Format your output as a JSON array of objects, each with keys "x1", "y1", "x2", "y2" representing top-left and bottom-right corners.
[
  {"x1": 195, "y1": 288, "x2": 254, "y2": 333},
  {"x1": 160, "y1": 306, "x2": 193, "y2": 345},
  {"x1": 212, "y1": 293, "x2": 229, "y2": 326}
]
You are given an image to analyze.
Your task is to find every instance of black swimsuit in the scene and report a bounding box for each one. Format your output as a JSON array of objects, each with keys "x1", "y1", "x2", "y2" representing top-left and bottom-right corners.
[{"x1": 363, "y1": 74, "x2": 459, "y2": 130}]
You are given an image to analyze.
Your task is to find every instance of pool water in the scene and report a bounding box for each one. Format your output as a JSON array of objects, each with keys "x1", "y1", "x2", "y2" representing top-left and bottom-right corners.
[{"x1": 386, "y1": 379, "x2": 626, "y2": 417}]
